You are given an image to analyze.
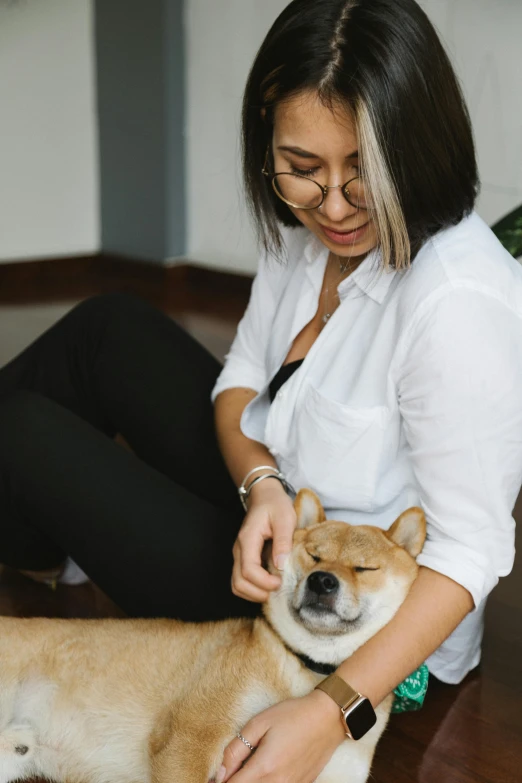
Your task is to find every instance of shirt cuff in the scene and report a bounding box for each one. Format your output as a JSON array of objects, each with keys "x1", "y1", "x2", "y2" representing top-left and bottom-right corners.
[
  {"x1": 210, "y1": 360, "x2": 266, "y2": 403},
  {"x1": 416, "y1": 538, "x2": 501, "y2": 610}
]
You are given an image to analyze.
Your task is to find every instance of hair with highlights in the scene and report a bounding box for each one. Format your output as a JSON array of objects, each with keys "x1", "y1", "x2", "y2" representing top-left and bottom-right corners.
[{"x1": 242, "y1": 0, "x2": 479, "y2": 269}]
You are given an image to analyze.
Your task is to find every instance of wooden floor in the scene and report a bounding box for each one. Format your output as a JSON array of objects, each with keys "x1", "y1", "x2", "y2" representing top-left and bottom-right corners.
[{"x1": 0, "y1": 258, "x2": 520, "y2": 783}]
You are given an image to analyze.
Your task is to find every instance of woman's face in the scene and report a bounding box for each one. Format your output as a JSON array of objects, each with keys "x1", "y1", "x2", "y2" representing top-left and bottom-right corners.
[{"x1": 272, "y1": 91, "x2": 378, "y2": 262}]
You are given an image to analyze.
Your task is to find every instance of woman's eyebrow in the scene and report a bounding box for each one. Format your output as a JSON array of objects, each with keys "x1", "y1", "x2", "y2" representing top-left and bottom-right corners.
[{"x1": 278, "y1": 145, "x2": 359, "y2": 159}]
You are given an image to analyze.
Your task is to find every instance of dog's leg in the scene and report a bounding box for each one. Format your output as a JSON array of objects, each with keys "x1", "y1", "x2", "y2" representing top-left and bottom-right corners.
[
  {"x1": 0, "y1": 723, "x2": 38, "y2": 783},
  {"x1": 150, "y1": 743, "x2": 213, "y2": 783},
  {"x1": 149, "y1": 719, "x2": 218, "y2": 783}
]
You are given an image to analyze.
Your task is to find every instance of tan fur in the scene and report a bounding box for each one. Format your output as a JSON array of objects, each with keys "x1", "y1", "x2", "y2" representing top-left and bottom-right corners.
[{"x1": 0, "y1": 490, "x2": 426, "y2": 783}]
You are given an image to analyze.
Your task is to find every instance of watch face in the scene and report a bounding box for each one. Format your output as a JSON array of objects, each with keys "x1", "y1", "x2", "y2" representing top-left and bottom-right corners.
[{"x1": 344, "y1": 698, "x2": 377, "y2": 741}]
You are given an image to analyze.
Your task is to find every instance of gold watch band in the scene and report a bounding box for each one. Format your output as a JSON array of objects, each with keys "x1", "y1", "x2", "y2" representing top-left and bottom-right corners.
[{"x1": 315, "y1": 673, "x2": 360, "y2": 711}]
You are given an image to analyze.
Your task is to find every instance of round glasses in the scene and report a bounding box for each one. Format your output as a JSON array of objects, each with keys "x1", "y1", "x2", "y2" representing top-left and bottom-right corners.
[{"x1": 262, "y1": 154, "x2": 373, "y2": 211}]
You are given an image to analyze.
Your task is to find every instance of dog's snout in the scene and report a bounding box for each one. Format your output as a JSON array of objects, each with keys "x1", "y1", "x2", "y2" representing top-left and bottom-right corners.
[{"x1": 307, "y1": 571, "x2": 339, "y2": 595}]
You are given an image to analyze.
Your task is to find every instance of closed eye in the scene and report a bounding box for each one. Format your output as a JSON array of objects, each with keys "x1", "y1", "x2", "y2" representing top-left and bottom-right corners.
[
  {"x1": 308, "y1": 553, "x2": 321, "y2": 563},
  {"x1": 354, "y1": 566, "x2": 380, "y2": 573},
  {"x1": 290, "y1": 164, "x2": 320, "y2": 178}
]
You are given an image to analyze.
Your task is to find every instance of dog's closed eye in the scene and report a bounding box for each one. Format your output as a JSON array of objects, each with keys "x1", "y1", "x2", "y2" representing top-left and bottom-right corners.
[
  {"x1": 307, "y1": 552, "x2": 321, "y2": 563},
  {"x1": 354, "y1": 566, "x2": 380, "y2": 573}
]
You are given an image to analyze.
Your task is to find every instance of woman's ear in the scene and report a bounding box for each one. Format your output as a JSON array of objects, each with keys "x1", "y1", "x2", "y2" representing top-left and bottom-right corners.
[{"x1": 294, "y1": 489, "x2": 326, "y2": 529}]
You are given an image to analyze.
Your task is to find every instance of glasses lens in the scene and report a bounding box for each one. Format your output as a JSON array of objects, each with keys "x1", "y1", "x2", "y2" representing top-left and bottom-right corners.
[
  {"x1": 273, "y1": 174, "x2": 323, "y2": 209},
  {"x1": 344, "y1": 178, "x2": 373, "y2": 210}
]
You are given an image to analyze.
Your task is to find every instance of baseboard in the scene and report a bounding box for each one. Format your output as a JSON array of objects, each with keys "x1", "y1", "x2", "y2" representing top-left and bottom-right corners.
[
  {"x1": 182, "y1": 264, "x2": 254, "y2": 297},
  {"x1": 0, "y1": 253, "x2": 253, "y2": 304},
  {"x1": 0, "y1": 254, "x2": 178, "y2": 285}
]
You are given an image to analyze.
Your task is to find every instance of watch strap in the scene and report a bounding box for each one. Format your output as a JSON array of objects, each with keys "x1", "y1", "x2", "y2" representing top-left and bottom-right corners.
[{"x1": 315, "y1": 673, "x2": 360, "y2": 711}]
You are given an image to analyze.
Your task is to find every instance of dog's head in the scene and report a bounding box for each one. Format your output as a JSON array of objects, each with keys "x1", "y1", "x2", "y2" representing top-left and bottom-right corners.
[{"x1": 263, "y1": 489, "x2": 426, "y2": 666}]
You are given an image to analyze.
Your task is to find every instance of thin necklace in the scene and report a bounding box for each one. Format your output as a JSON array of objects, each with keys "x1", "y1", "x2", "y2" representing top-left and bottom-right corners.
[
  {"x1": 322, "y1": 255, "x2": 354, "y2": 326},
  {"x1": 339, "y1": 257, "x2": 352, "y2": 274}
]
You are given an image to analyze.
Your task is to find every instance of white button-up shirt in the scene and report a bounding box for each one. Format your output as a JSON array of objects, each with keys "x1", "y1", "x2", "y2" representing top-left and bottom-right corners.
[{"x1": 211, "y1": 211, "x2": 522, "y2": 684}]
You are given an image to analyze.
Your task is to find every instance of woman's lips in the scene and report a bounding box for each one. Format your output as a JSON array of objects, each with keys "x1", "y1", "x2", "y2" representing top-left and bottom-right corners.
[{"x1": 320, "y1": 222, "x2": 369, "y2": 245}]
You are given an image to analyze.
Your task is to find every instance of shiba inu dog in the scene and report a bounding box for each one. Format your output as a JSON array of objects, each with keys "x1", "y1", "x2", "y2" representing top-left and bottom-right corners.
[{"x1": 0, "y1": 489, "x2": 425, "y2": 783}]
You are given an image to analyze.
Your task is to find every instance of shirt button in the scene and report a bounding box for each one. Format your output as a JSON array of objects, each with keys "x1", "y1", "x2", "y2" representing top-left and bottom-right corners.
[{"x1": 277, "y1": 389, "x2": 285, "y2": 400}]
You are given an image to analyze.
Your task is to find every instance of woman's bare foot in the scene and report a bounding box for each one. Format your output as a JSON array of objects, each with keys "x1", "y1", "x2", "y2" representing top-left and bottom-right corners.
[{"x1": 19, "y1": 558, "x2": 89, "y2": 588}]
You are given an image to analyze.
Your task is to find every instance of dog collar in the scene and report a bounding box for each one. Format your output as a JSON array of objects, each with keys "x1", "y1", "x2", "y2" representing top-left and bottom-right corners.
[
  {"x1": 261, "y1": 616, "x2": 337, "y2": 675},
  {"x1": 294, "y1": 652, "x2": 336, "y2": 676}
]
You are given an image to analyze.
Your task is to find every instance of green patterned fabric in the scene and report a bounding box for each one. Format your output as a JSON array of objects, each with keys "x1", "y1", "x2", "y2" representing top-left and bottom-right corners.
[
  {"x1": 491, "y1": 204, "x2": 522, "y2": 259},
  {"x1": 391, "y1": 663, "x2": 429, "y2": 713}
]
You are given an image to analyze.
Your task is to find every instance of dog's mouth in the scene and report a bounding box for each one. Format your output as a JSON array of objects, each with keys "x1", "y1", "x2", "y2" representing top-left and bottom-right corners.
[
  {"x1": 288, "y1": 572, "x2": 363, "y2": 634},
  {"x1": 293, "y1": 603, "x2": 363, "y2": 634}
]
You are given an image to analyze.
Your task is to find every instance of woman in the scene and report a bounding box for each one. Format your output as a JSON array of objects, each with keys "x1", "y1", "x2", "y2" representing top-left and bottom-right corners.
[
  {"x1": 1, "y1": 0, "x2": 521, "y2": 781},
  {"x1": 211, "y1": 1, "x2": 522, "y2": 779}
]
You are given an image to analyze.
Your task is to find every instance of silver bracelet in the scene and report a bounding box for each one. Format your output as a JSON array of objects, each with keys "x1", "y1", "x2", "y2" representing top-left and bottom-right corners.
[
  {"x1": 238, "y1": 465, "x2": 279, "y2": 510},
  {"x1": 238, "y1": 471, "x2": 296, "y2": 511},
  {"x1": 240, "y1": 465, "x2": 278, "y2": 488}
]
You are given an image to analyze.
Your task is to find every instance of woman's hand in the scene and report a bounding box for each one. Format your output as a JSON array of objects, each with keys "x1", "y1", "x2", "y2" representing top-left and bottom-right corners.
[
  {"x1": 216, "y1": 690, "x2": 346, "y2": 783},
  {"x1": 231, "y1": 480, "x2": 297, "y2": 603}
]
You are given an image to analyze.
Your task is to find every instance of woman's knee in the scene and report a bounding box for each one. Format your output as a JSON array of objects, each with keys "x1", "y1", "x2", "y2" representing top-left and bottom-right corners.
[
  {"x1": 69, "y1": 292, "x2": 156, "y2": 330},
  {"x1": 67, "y1": 292, "x2": 180, "y2": 355},
  {"x1": 0, "y1": 391, "x2": 61, "y2": 460}
]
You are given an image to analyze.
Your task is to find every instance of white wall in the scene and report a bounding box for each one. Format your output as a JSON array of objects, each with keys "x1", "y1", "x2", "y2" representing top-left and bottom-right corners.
[
  {"x1": 185, "y1": 0, "x2": 522, "y2": 274},
  {"x1": 185, "y1": 0, "x2": 287, "y2": 273},
  {"x1": 418, "y1": 0, "x2": 522, "y2": 228},
  {"x1": 0, "y1": 0, "x2": 99, "y2": 262}
]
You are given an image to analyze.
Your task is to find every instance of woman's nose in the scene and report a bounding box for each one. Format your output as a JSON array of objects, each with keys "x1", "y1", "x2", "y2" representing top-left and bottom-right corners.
[{"x1": 318, "y1": 186, "x2": 359, "y2": 223}]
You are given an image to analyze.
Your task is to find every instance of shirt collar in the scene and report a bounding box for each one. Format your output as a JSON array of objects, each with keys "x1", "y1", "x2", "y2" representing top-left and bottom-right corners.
[
  {"x1": 303, "y1": 232, "x2": 398, "y2": 305},
  {"x1": 303, "y1": 232, "x2": 327, "y2": 266}
]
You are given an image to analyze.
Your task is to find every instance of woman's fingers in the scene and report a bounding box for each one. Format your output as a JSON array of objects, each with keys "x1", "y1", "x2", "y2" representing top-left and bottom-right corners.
[
  {"x1": 271, "y1": 512, "x2": 296, "y2": 572},
  {"x1": 218, "y1": 715, "x2": 268, "y2": 783},
  {"x1": 230, "y1": 495, "x2": 298, "y2": 602},
  {"x1": 238, "y1": 522, "x2": 281, "y2": 591},
  {"x1": 231, "y1": 549, "x2": 270, "y2": 602},
  {"x1": 231, "y1": 512, "x2": 281, "y2": 599}
]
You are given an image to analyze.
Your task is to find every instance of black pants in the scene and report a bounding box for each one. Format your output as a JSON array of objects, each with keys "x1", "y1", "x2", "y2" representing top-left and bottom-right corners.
[{"x1": 0, "y1": 293, "x2": 257, "y2": 621}]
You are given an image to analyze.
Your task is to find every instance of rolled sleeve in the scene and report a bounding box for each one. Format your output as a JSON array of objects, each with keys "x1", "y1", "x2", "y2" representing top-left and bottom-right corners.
[
  {"x1": 210, "y1": 248, "x2": 287, "y2": 403},
  {"x1": 397, "y1": 285, "x2": 522, "y2": 607}
]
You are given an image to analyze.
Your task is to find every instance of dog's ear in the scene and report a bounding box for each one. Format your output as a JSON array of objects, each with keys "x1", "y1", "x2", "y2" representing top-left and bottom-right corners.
[
  {"x1": 385, "y1": 507, "x2": 426, "y2": 558},
  {"x1": 294, "y1": 489, "x2": 326, "y2": 529}
]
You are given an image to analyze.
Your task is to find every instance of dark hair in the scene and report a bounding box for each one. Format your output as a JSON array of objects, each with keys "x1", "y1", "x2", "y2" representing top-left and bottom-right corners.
[{"x1": 242, "y1": 0, "x2": 480, "y2": 267}]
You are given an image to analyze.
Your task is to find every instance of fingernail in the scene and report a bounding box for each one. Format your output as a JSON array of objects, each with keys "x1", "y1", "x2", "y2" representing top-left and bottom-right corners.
[
  {"x1": 275, "y1": 554, "x2": 288, "y2": 571},
  {"x1": 216, "y1": 765, "x2": 227, "y2": 783}
]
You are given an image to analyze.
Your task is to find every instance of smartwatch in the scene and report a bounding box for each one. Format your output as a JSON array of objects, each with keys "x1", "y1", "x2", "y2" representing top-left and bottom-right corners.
[{"x1": 315, "y1": 674, "x2": 377, "y2": 741}]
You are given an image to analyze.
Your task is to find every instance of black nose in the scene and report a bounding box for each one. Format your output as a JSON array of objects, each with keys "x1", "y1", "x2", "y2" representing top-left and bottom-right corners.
[
  {"x1": 307, "y1": 571, "x2": 339, "y2": 595},
  {"x1": 15, "y1": 745, "x2": 29, "y2": 756}
]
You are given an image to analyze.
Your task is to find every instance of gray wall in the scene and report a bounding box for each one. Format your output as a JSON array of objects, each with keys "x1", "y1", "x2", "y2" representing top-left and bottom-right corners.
[
  {"x1": 0, "y1": 0, "x2": 98, "y2": 262},
  {"x1": 95, "y1": 0, "x2": 185, "y2": 262},
  {"x1": 164, "y1": 0, "x2": 186, "y2": 259}
]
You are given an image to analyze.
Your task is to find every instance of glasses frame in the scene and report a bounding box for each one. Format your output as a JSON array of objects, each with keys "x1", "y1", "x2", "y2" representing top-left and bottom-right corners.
[{"x1": 262, "y1": 148, "x2": 369, "y2": 211}]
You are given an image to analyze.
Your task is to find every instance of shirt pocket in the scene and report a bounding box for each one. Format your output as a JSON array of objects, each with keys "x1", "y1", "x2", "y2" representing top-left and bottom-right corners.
[{"x1": 294, "y1": 384, "x2": 391, "y2": 511}]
